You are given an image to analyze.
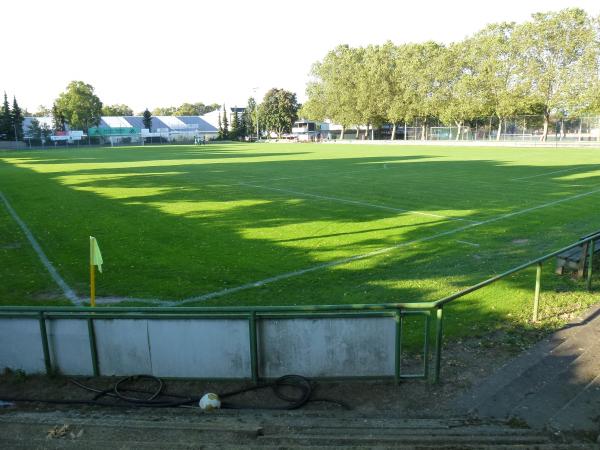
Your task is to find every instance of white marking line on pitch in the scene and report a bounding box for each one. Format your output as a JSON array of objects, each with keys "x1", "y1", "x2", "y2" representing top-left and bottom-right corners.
[
  {"x1": 456, "y1": 240, "x2": 480, "y2": 247},
  {"x1": 238, "y1": 182, "x2": 478, "y2": 223},
  {"x1": 510, "y1": 166, "x2": 588, "y2": 181},
  {"x1": 175, "y1": 185, "x2": 600, "y2": 305},
  {"x1": 0, "y1": 192, "x2": 79, "y2": 303}
]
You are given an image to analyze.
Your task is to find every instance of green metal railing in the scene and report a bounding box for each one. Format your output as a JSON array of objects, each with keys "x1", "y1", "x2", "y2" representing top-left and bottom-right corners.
[{"x1": 0, "y1": 232, "x2": 597, "y2": 383}]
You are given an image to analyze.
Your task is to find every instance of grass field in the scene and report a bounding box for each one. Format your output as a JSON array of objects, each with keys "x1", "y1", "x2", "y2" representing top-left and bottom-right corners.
[{"x1": 1, "y1": 142, "x2": 600, "y2": 342}]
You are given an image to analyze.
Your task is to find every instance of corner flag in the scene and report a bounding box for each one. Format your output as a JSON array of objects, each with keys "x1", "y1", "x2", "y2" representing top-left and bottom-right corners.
[
  {"x1": 90, "y1": 236, "x2": 103, "y2": 273},
  {"x1": 90, "y1": 236, "x2": 103, "y2": 307}
]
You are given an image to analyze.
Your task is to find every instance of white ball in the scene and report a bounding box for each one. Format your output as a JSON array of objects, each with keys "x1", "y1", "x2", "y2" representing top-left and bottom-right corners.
[{"x1": 199, "y1": 393, "x2": 221, "y2": 411}]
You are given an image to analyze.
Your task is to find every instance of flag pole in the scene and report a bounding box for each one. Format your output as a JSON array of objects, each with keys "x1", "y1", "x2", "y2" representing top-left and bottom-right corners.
[{"x1": 90, "y1": 237, "x2": 96, "y2": 307}]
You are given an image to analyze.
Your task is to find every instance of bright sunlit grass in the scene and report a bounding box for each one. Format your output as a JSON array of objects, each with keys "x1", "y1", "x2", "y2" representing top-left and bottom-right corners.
[{"x1": 1, "y1": 142, "x2": 599, "y2": 339}]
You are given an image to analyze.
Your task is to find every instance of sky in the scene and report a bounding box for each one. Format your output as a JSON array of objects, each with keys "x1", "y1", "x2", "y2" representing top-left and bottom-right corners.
[{"x1": 2, "y1": 0, "x2": 599, "y2": 115}]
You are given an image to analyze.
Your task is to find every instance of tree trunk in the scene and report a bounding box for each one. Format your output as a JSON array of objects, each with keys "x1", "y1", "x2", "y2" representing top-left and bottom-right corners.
[
  {"x1": 421, "y1": 122, "x2": 426, "y2": 140},
  {"x1": 560, "y1": 120, "x2": 565, "y2": 140},
  {"x1": 340, "y1": 125, "x2": 345, "y2": 140},
  {"x1": 541, "y1": 112, "x2": 549, "y2": 141},
  {"x1": 455, "y1": 121, "x2": 462, "y2": 141},
  {"x1": 404, "y1": 122, "x2": 407, "y2": 140},
  {"x1": 578, "y1": 120, "x2": 582, "y2": 141},
  {"x1": 371, "y1": 125, "x2": 374, "y2": 140},
  {"x1": 356, "y1": 127, "x2": 360, "y2": 139},
  {"x1": 391, "y1": 123, "x2": 396, "y2": 140},
  {"x1": 496, "y1": 118, "x2": 502, "y2": 141},
  {"x1": 365, "y1": 123, "x2": 369, "y2": 140}
]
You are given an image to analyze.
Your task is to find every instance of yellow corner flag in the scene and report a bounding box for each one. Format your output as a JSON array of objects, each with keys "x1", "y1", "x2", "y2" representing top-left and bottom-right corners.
[
  {"x1": 90, "y1": 236, "x2": 103, "y2": 273},
  {"x1": 90, "y1": 236, "x2": 103, "y2": 307}
]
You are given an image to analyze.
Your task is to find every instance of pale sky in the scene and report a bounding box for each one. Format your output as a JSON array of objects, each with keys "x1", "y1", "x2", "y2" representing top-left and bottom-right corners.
[{"x1": 2, "y1": 0, "x2": 599, "y2": 114}]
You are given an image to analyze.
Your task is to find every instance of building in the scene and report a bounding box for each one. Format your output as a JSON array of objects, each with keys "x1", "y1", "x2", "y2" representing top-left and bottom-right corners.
[{"x1": 23, "y1": 115, "x2": 219, "y2": 144}]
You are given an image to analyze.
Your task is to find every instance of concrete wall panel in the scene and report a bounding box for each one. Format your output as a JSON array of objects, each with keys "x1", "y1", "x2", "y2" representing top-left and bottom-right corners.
[
  {"x1": 148, "y1": 319, "x2": 250, "y2": 378},
  {"x1": 94, "y1": 319, "x2": 152, "y2": 375},
  {"x1": 259, "y1": 317, "x2": 395, "y2": 377},
  {"x1": 0, "y1": 318, "x2": 45, "y2": 373},
  {"x1": 47, "y1": 319, "x2": 93, "y2": 375}
]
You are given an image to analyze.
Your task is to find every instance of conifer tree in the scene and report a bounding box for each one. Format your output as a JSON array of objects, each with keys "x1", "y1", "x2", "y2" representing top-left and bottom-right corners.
[
  {"x1": 222, "y1": 105, "x2": 229, "y2": 139},
  {"x1": 142, "y1": 108, "x2": 153, "y2": 131},
  {"x1": 217, "y1": 112, "x2": 223, "y2": 139},
  {"x1": 0, "y1": 92, "x2": 11, "y2": 140},
  {"x1": 230, "y1": 106, "x2": 240, "y2": 140},
  {"x1": 12, "y1": 96, "x2": 24, "y2": 140}
]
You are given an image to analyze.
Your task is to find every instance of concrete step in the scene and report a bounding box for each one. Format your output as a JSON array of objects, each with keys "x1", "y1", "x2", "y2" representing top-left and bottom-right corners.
[
  {"x1": 508, "y1": 325, "x2": 600, "y2": 428},
  {"x1": 453, "y1": 304, "x2": 600, "y2": 424},
  {"x1": 548, "y1": 372, "x2": 600, "y2": 432}
]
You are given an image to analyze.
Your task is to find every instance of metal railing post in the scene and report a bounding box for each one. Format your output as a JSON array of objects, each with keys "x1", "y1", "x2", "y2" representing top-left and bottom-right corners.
[
  {"x1": 87, "y1": 318, "x2": 99, "y2": 376},
  {"x1": 249, "y1": 312, "x2": 259, "y2": 384},
  {"x1": 587, "y1": 240, "x2": 595, "y2": 291},
  {"x1": 533, "y1": 262, "x2": 542, "y2": 322},
  {"x1": 423, "y1": 313, "x2": 431, "y2": 379},
  {"x1": 394, "y1": 309, "x2": 402, "y2": 383},
  {"x1": 38, "y1": 312, "x2": 52, "y2": 374},
  {"x1": 434, "y1": 307, "x2": 444, "y2": 383}
]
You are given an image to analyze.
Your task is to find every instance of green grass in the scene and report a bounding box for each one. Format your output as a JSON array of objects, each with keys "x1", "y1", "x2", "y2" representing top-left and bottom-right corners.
[{"x1": 1, "y1": 142, "x2": 600, "y2": 340}]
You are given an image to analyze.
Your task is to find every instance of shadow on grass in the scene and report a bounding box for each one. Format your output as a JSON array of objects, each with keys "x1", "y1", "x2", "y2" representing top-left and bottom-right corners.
[{"x1": 1, "y1": 144, "x2": 599, "y2": 325}]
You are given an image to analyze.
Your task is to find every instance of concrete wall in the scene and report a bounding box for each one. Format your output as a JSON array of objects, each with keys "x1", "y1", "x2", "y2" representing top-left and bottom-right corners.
[{"x1": 0, "y1": 316, "x2": 396, "y2": 378}]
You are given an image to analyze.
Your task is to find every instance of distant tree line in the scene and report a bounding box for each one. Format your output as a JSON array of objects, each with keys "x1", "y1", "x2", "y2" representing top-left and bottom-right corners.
[
  {"x1": 301, "y1": 8, "x2": 600, "y2": 141},
  {"x1": 152, "y1": 102, "x2": 221, "y2": 117}
]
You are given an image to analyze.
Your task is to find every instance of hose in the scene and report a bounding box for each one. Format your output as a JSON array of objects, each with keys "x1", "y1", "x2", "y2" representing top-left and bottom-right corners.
[{"x1": 1, "y1": 374, "x2": 349, "y2": 410}]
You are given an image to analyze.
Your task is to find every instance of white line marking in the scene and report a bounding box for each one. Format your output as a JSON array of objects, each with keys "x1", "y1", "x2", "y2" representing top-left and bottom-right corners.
[
  {"x1": 0, "y1": 192, "x2": 79, "y2": 303},
  {"x1": 175, "y1": 185, "x2": 600, "y2": 305},
  {"x1": 456, "y1": 240, "x2": 480, "y2": 247},
  {"x1": 510, "y1": 166, "x2": 589, "y2": 181},
  {"x1": 239, "y1": 182, "x2": 478, "y2": 223}
]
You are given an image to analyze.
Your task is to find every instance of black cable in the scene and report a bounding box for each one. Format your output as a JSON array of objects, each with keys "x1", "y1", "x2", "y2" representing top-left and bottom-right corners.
[{"x1": 1, "y1": 374, "x2": 350, "y2": 410}]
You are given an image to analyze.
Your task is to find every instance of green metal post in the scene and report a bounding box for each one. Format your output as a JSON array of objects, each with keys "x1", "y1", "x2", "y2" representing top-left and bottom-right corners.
[
  {"x1": 586, "y1": 240, "x2": 595, "y2": 291},
  {"x1": 422, "y1": 314, "x2": 430, "y2": 379},
  {"x1": 38, "y1": 312, "x2": 51, "y2": 374},
  {"x1": 87, "y1": 318, "x2": 99, "y2": 376},
  {"x1": 434, "y1": 307, "x2": 444, "y2": 384},
  {"x1": 249, "y1": 312, "x2": 259, "y2": 384},
  {"x1": 394, "y1": 310, "x2": 402, "y2": 383},
  {"x1": 533, "y1": 262, "x2": 542, "y2": 322}
]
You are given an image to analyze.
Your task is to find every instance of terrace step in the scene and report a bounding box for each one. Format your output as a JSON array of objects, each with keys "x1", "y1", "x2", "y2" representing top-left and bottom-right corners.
[
  {"x1": 0, "y1": 410, "x2": 567, "y2": 449},
  {"x1": 453, "y1": 304, "x2": 600, "y2": 432}
]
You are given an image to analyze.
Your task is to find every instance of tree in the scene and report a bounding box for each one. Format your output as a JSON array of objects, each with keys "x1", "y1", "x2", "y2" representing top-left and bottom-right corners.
[
  {"x1": 51, "y1": 103, "x2": 66, "y2": 131},
  {"x1": 142, "y1": 109, "x2": 153, "y2": 131},
  {"x1": 230, "y1": 106, "x2": 240, "y2": 140},
  {"x1": 152, "y1": 106, "x2": 176, "y2": 116},
  {"x1": 243, "y1": 97, "x2": 257, "y2": 138},
  {"x1": 221, "y1": 105, "x2": 229, "y2": 139},
  {"x1": 259, "y1": 88, "x2": 299, "y2": 137},
  {"x1": 217, "y1": 111, "x2": 223, "y2": 139},
  {"x1": 33, "y1": 105, "x2": 52, "y2": 117},
  {"x1": 0, "y1": 92, "x2": 11, "y2": 140},
  {"x1": 54, "y1": 81, "x2": 102, "y2": 131},
  {"x1": 102, "y1": 104, "x2": 133, "y2": 116},
  {"x1": 11, "y1": 96, "x2": 24, "y2": 140},
  {"x1": 515, "y1": 8, "x2": 600, "y2": 140}
]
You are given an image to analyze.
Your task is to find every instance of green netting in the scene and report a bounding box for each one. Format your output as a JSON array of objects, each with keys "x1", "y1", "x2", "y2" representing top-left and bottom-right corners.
[{"x1": 88, "y1": 127, "x2": 140, "y2": 136}]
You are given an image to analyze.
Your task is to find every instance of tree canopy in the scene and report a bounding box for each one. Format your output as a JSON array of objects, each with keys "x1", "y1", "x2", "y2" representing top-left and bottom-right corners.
[
  {"x1": 259, "y1": 88, "x2": 299, "y2": 137},
  {"x1": 302, "y1": 8, "x2": 600, "y2": 141},
  {"x1": 102, "y1": 104, "x2": 134, "y2": 116},
  {"x1": 53, "y1": 81, "x2": 102, "y2": 131}
]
